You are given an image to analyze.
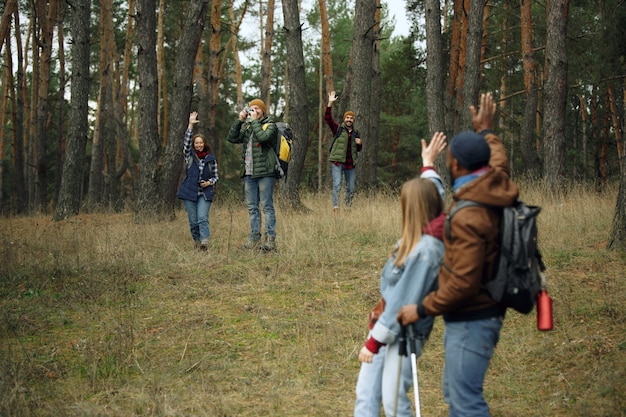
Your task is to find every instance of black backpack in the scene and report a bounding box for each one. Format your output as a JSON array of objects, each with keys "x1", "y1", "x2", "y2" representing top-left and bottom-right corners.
[{"x1": 445, "y1": 199, "x2": 546, "y2": 314}]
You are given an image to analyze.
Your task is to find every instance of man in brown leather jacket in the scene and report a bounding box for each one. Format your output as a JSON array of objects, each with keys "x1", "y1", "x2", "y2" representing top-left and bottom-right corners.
[{"x1": 398, "y1": 93, "x2": 519, "y2": 417}]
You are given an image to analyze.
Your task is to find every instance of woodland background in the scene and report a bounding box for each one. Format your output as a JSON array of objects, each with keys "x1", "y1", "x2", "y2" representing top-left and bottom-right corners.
[
  {"x1": 0, "y1": 1, "x2": 625, "y2": 416},
  {"x1": 0, "y1": 0, "x2": 623, "y2": 240}
]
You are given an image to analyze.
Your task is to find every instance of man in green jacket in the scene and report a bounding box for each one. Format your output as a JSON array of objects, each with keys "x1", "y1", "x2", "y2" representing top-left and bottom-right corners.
[
  {"x1": 325, "y1": 91, "x2": 362, "y2": 211},
  {"x1": 227, "y1": 98, "x2": 279, "y2": 251}
]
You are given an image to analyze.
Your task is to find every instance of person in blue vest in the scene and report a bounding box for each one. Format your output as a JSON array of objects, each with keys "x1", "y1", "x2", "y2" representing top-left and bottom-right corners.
[
  {"x1": 325, "y1": 91, "x2": 362, "y2": 211},
  {"x1": 177, "y1": 112, "x2": 219, "y2": 251}
]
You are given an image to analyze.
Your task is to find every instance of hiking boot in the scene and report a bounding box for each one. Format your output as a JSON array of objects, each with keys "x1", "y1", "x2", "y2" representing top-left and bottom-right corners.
[
  {"x1": 199, "y1": 240, "x2": 208, "y2": 252},
  {"x1": 243, "y1": 234, "x2": 261, "y2": 249},
  {"x1": 260, "y1": 236, "x2": 276, "y2": 252}
]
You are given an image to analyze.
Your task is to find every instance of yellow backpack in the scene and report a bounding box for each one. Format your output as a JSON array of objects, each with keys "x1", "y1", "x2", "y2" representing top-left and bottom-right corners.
[{"x1": 263, "y1": 122, "x2": 293, "y2": 177}]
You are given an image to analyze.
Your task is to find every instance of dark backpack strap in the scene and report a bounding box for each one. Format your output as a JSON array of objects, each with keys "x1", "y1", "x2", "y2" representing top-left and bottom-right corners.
[{"x1": 444, "y1": 200, "x2": 485, "y2": 241}]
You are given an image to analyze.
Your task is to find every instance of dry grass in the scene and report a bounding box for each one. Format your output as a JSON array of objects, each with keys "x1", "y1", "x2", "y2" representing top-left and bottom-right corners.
[{"x1": 0, "y1": 183, "x2": 624, "y2": 417}]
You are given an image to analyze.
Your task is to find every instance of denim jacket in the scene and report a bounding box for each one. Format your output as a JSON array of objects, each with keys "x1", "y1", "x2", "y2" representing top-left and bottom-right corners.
[{"x1": 370, "y1": 232, "x2": 444, "y2": 345}]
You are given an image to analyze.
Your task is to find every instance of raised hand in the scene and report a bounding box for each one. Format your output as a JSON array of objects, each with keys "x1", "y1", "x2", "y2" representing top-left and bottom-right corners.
[
  {"x1": 421, "y1": 131, "x2": 447, "y2": 167},
  {"x1": 189, "y1": 111, "x2": 200, "y2": 126},
  {"x1": 470, "y1": 92, "x2": 497, "y2": 133},
  {"x1": 328, "y1": 91, "x2": 338, "y2": 106}
]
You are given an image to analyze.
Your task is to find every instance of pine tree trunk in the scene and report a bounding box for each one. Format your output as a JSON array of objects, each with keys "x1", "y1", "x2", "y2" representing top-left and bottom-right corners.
[
  {"x1": 260, "y1": 0, "x2": 275, "y2": 108},
  {"x1": 53, "y1": 0, "x2": 91, "y2": 220},
  {"x1": 460, "y1": 0, "x2": 485, "y2": 129},
  {"x1": 282, "y1": 0, "x2": 310, "y2": 209},
  {"x1": 519, "y1": 0, "x2": 541, "y2": 178},
  {"x1": 35, "y1": 0, "x2": 58, "y2": 212},
  {"x1": 543, "y1": 0, "x2": 570, "y2": 191},
  {"x1": 160, "y1": 0, "x2": 209, "y2": 217},
  {"x1": 135, "y1": 0, "x2": 161, "y2": 221},
  {"x1": 350, "y1": 0, "x2": 376, "y2": 188}
]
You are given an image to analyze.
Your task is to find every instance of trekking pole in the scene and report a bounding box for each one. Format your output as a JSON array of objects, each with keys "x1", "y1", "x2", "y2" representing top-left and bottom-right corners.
[
  {"x1": 393, "y1": 325, "x2": 408, "y2": 417},
  {"x1": 407, "y1": 325, "x2": 422, "y2": 417}
]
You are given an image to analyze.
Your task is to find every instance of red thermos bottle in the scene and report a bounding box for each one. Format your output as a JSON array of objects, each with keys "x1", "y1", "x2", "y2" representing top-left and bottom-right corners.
[{"x1": 537, "y1": 290, "x2": 553, "y2": 331}]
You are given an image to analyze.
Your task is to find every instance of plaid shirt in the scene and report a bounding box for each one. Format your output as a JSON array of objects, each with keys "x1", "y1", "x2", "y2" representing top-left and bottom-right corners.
[{"x1": 183, "y1": 129, "x2": 219, "y2": 192}]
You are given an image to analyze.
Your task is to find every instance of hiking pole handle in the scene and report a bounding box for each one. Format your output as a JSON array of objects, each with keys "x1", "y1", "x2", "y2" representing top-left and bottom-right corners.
[
  {"x1": 407, "y1": 325, "x2": 417, "y2": 355},
  {"x1": 398, "y1": 325, "x2": 407, "y2": 356}
]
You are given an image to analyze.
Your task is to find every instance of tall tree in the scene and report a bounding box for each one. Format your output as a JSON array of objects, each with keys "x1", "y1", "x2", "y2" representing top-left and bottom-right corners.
[
  {"x1": 12, "y1": 3, "x2": 26, "y2": 212},
  {"x1": 608, "y1": 157, "x2": 626, "y2": 250},
  {"x1": 519, "y1": 0, "x2": 541, "y2": 178},
  {"x1": 543, "y1": 0, "x2": 570, "y2": 191},
  {"x1": 88, "y1": 0, "x2": 118, "y2": 211},
  {"x1": 53, "y1": 0, "x2": 92, "y2": 220},
  {"x1": 318, "y1": 0, "x2": 334, "y2": 190},
  {"x1": 260, "y1": 0, "x2": 275, "y2": 107},
  {"x1": 282, "y1": 0, "x2": 310, "y2": 208},
  {"x1": 424, "y1": 0, "x2": 446, "y2": 139},
  {"x1": 35, "y1": 0, "x2": 59, "y2": 212},
  {"x1": 460, "y1": 0, "x2": 486, "y2": 128},
  {"x1": 350, "y1": 0, "x2": 377, "y2": 187},
  {"x1": 135, "y1": 0, "x2": 161, "y2": 220},
  {"x1": 369, "y1": 0, "x2": 381, "y2": 187},
  {"x1": 160, "y1": 0, "x2": 209, "y2": 217}
]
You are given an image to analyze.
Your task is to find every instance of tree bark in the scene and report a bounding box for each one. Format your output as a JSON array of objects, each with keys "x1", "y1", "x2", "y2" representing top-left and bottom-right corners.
[
  {"x1": 543, "y1": 0, "x2": 570, "y2": 191},
  {"x1": 424, "y1": 0, "x2": 448, "y2": 177},
  {"x1": 207, "y1": 0, "x2": 221, "y2": 154},
  {"x1": 368, "y1": 0, "x2": 381, "y2": 187},
  {"x1": 0, "y1": 0, "x2": 18, "y2": 58},
  {"x1": 160, "y1": 0, "x2": 209, "y2": 217},
  {"x1": 282, "y1": 0, "x2": 310, "y2": 209},
  {"x1": 460, "y1": 0, "x2": 485, "y2": 129},
  {"x1": 260, "y1": 0, "x2": 275, "y2": 108},
  {"x1": 608, "y1": 78, "x2": 625, "y2": 250},
  {"x1": 318, "y1": 0, "x2": 334, "y2": 191},
  {"x1": 53, "y1": 0, "x2": 91, "y2": 220},
  {"x1": 35, "y1": 0, "x2": 58, "y2": 212},
  {"x1": 350, "y1": 0, "x2": 376, "y2": 188},
  {"x1": 424, "y1": 0, "x2": 446, "y2": 136},
  {"x1": 135, "y1": 0, "x2": 161, "y2": 220},
  {"x1": 519, "y1": 0, "x2": 541, "y2": 178},
  {"x1": 608, "y1": 165, "x2": 626, "y2": 250},
  {"x1": 12, "y1": 5, "x2": 26, "y2": 213}
]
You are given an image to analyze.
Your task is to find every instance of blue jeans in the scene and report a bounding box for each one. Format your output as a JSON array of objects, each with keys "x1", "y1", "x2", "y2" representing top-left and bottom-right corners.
[
  {"x1": 354, "y1": 345, "x2": 385, "y2": 417},
  {"x1": 332, "y1": 163, "x2": 356, "y2": 208},
  {"x1": 244, "y1": 175, "x2": 276, "y2": 239},
  {"x1": 443, "y1": 317, "x2": 504, "y2": 417},
  {"x1": 183, "y1": 197, "x2": 212, "y2": 243}
]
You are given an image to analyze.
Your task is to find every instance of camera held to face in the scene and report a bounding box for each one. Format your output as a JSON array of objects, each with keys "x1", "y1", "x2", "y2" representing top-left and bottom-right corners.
[{"x1": 244, "y1": 107, "x2": 254, "y2": 115}]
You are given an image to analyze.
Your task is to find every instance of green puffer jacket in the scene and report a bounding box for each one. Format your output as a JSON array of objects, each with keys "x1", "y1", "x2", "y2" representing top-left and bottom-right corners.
[
  {"x1": 227, "y1": 115, "x2": 278, "y2": 178},
  {"x1": 329, "y1": 125, "x2": 359, "y2": 164}
]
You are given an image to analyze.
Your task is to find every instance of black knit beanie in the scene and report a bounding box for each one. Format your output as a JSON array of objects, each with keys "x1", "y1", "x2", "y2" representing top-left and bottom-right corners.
[{"x1": 449, "y1": 131, "x2": 491, "y2": 171}]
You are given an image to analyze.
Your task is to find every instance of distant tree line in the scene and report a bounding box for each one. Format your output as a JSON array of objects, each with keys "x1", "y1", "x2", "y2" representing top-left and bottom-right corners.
[{"x1": 0, "y1": 0, "x2": 624, "y2": 246}]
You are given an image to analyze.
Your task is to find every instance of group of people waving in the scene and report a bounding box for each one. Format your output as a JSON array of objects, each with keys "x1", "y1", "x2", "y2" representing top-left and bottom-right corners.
[{"x1": 176, "y1": 92, "x2": 518, "y2": 417}]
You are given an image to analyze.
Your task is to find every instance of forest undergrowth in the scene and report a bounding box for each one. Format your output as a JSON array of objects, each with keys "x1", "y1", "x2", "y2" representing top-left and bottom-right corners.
[{"x1": 0, "y1": 182, "x2": 624, "y2": 417}]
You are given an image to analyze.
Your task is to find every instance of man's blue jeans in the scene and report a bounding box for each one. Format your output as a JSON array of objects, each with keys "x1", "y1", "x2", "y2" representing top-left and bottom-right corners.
[
  {"x1": 183, "y1": 198, "x2": 212, "y2": 243},
  {"x1": 244, "y1": 175, "x2": 276, "y2": 239},
  {"x1": 331, "y1": 163, "x2": 356, "y2": 208},
  {"x1": 443, "y1": 317, "x2": 504, "y2": 417}
]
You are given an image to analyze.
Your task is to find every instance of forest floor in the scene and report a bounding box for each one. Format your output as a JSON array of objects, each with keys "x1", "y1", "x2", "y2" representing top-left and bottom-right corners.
[{"x1": 1, "y1": 183, "x2": 624, "y2": 416}]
